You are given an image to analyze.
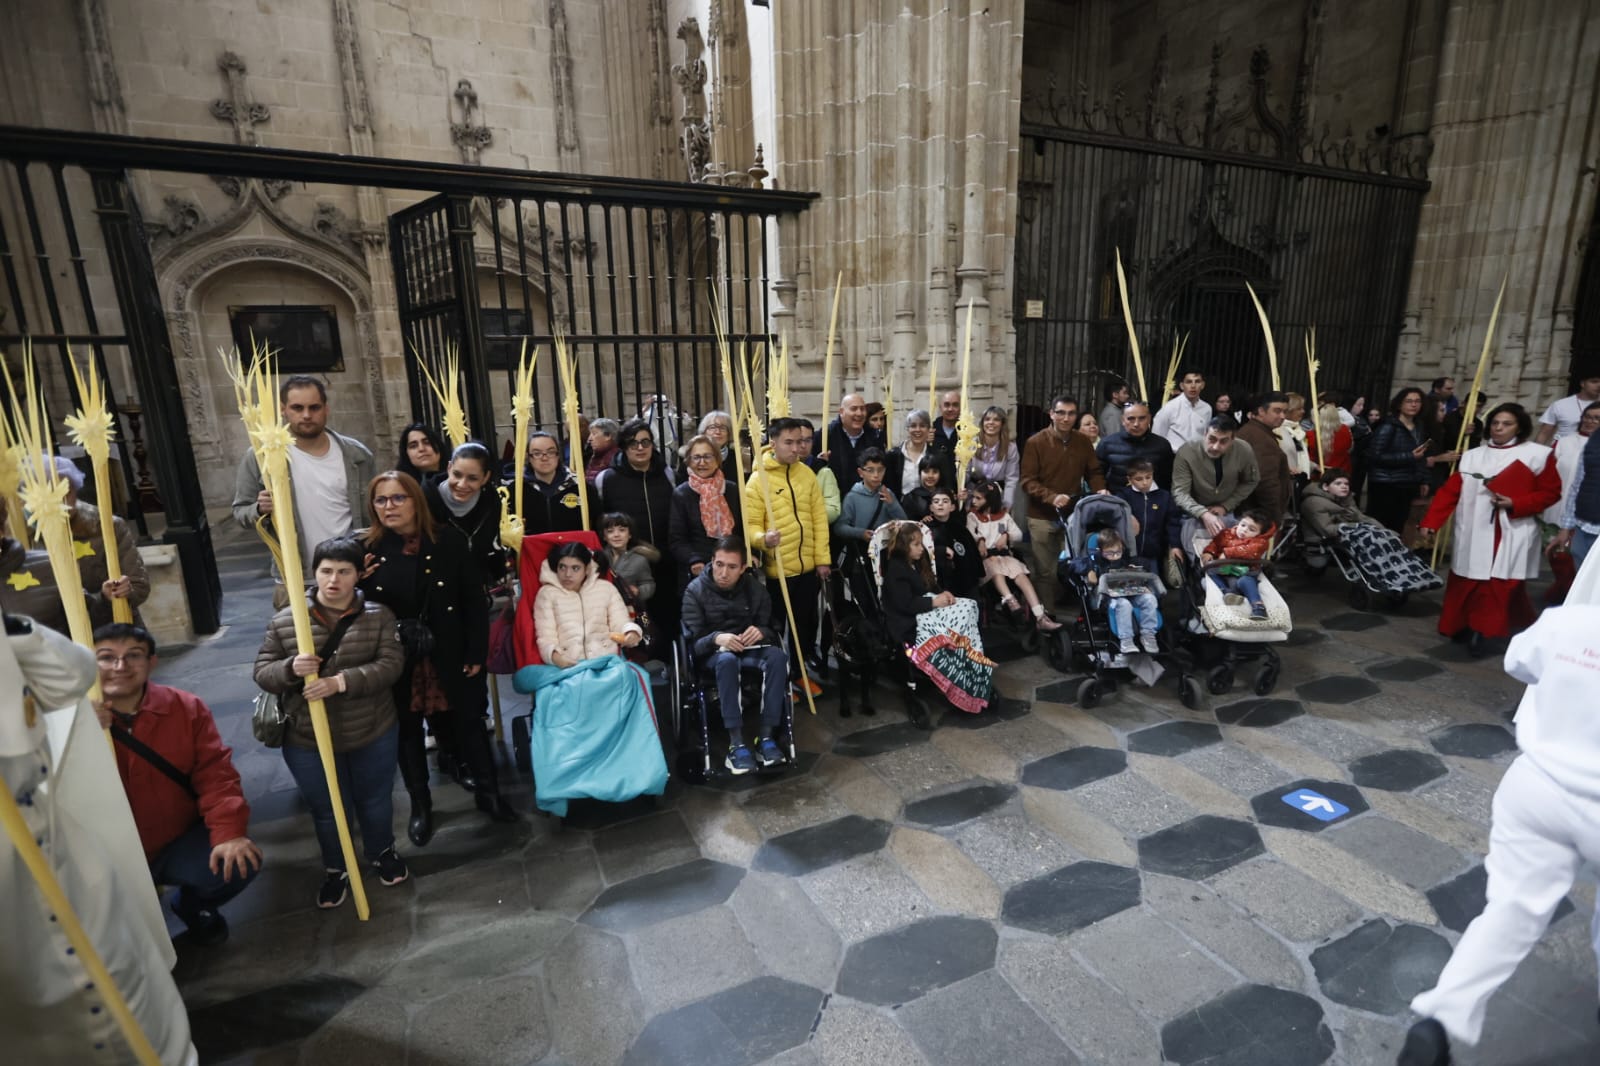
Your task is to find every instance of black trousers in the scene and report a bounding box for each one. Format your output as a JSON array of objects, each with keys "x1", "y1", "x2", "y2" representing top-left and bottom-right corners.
[
  {"x1": 768, "y1": 570, "x2": 821, "y2": 677},
  {"x1": 394, "y1": 667, "x2": 498, "y2": 796},
  {"x1": 1366, "y1": 481, "x2": 1420, "y2": 535}
]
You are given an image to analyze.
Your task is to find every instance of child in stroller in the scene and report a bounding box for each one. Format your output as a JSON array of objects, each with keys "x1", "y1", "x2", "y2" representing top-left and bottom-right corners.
[
  {"x1": 1298, "y1": 468, "x2": 1442, "y2": 608},
  {"x1": 1199, "y1": 510, "x2": 1276, "y2": 620},
  {"x1": 1072, "y1": 527, "x2": 1162, "y2": 656}
]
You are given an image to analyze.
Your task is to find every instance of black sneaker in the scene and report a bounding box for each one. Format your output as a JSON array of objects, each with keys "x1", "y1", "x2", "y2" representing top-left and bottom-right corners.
[
  {"x1": 754, "y1": 737, "x2": 785, "y2": 768},
  {"x1": 372, "y1": 848, "x2": 409, "y2": 886},
  {"x1": 317, "y1": 869, "x2": 349, "y2": 909},
  {"x1": 725, "y1": 744, "x2": 756, "y2": 775},
  {"x1": 1397, "y1": 1018, "x2": 1450, "y2": 1066},
  {"x1": 183, "y1": 909, "x2": 229, "y2": 947}
]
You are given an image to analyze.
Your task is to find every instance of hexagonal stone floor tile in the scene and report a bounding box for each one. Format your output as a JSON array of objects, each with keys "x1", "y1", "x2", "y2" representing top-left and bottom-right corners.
[
  {"x1": 1283, "y1": 628, "x2": 1330, "y2": 647},
  {"x1": 940, "y1": 695, "x2": 1031, "y2": 730},
  {"x1": 1320, "y1": 611, "x2": 1388, "y2": 631},
  {"x1": 1019, "y1": 747, "x2": 1127, "y2": 791},
  {"x1": 1309, "y1": 919, "x2": 1453, "y2": 1014},
  {"x1": 1000, "y1": 861, "x2": 1141, "y2": 935},
  {"x1": 1034, "y1": 678, "x2": 1086, "y2": 705},
  {"x1": 903, "y1": 781, "x2": 1017, "y2": 828},
  {"x1": 831, "y1": 722, "x2": 931, "y2": 758},
  {"x1": 834, "y1": 916, "x2": 998, "y2": 1006},
  {"x1": 698, "y1": 751, "x2": 824, "y2": 794},
  {"x1": 1137, "y1": 815, "x2": 1265, "y2": 880},
  {"x1": 581, "y1": 859, "x2": 745, "y2": 932},
  {"x1": 1429, "y1": 723, "x2": 1517, "y2": 759},
  {"x1": 1249, "y1": 779, "x2": 1368, "y2": 832},
  {"x1": 1161, "y1": 984, "x2": 1335, "y2": 1065},
  {"x1": 752, "y1": 814, "x2": 892, "y2": 876},
  {"x1": 1349, "y1": 749, "x2": 1448, "y2": 792},
  {"x1": 1214, "y1": 698, "x2": 1304, "y2": 728},
  {"x1": 621, "y1": 976, "x2": 825, "y2": 1066},
  {"x1": 1294, "y1": 675, "x2": 1382, "y2": 704},
  {"x1": 1365, "y1": 658, "x2": 1445, "y2": 683},
  {"x1": 1422, "y1": 640, "x2": 1477, "y2": 663},
  {"x1": 189, "y1": 975, "x2": 366, "y2": 1061},
  {"x1": 1425, "y1": 864, "x2": 1575, "y2": 934},
  {"x1": 1127, "y1": 721, "x2": 1223, "y2": 757}
]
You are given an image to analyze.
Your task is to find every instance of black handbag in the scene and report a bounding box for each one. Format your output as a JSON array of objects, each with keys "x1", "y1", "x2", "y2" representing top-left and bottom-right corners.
[{"x1": 397, "y1": 616, "x2": 435, "y2": 658}]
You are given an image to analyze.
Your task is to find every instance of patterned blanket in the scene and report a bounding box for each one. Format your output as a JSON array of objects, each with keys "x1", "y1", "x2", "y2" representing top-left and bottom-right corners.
[{"x1": 1339, "y1": 523, "x2": 1445, "y2": 593}]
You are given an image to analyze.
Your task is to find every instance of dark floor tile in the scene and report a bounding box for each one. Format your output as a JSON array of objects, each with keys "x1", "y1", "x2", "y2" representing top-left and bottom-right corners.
[
  {"x1": 1310, "y1": 919, "x2": 1453, "y2": 1014},
  {"x1": 1283, "y1": 628, "x2": 1330, "y2": 647},
  {"x1": 580, "y1": 858, "x2": 744, "y2": 932},
  {"x1": 1295, "y1": 675, "x2": 1382, "y2": 704},
  {"x1": 622, "y1": 976, "x2": 825, "y2": 1066},
  {"x1": 899, "y1": 970, "x2": 1080, "y2": 1065},
  {"x1": 1034, "y1": 678, "x2": 1086, "y2": 705},
  {"x1": 1127, "y1": 721, "x2": 1223, "y2": 757},
  {"x1": 1320, "y1": 612, "x2": 1389, "y2": 631},
  {"x1": 831, "y1": 722, "x2": 932, "y2": 758},
  {"x1": 1137, "y1": 815, "x2": 1265, "y2": 880},
  {"x1": 188, "y1": 974, "x2": 365, "y2": 1060},
  {"x1": 696, "y1": 751, "x2": 823, "y2": 794},
  {"x1": 1019, "y1": 747, "x2": 1127, "y2": 791},
  {"x1": 1000, "y1": 861, "x2": 1141, "y2": 935},
  {"x1": 1249, "y1": 779, "x2": 1368, "y2": 832},
  {"x1": 560, "y1": 795, "x2": 665, "y2": 830},
  {"x1": 1422, "y1": 640, "x2": 1477, "y2": 663},
  {"x1": 1215, "y1": 698, "x2": 1305, "y2": 728},
  {"x1": 904, "y1": 782, "x2": 1018, "y2": 828},
  {"x1": 1429, "y1": 723, "x2": 1517, "y2": 759},
  {"x1": 1161, "y1": 984, "x2": 1335, "y2": 1065},
  {"x1": 834, "y1": 916, "x2": 999, "y2": 1006},
  {"x1": 1425, "y1": 864, "x2": 1574, "y2": 935},
  {"x1": 752, "y1": 814, "x2": 892, "y2": 876},
  {"x1": 940, "y1": 695, "x2": 1031, "y2": 730},
  {"x1": 1349, "y1": 749, "x2": 1448, "y2": 792},
  {"x1": 1365, "y1": 658, "x2": 1445, "y2": 683}
]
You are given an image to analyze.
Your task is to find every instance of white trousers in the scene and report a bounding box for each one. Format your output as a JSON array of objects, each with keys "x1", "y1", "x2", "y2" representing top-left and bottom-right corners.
[{"x1": 1411, "y1": 755, "x2": 1600, "y2": 1045}]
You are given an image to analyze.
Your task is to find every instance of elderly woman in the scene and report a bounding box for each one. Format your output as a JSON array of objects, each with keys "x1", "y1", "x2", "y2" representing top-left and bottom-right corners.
[
  {"x1": 515, "y1": 541, "x2": 665, "y2": 815},
  {"x1": 669, "y1": 434, "x2": 745, "y2": 583},
  {"x1": 692, "y1": 410, "x2": 741, "y2": 483},
  {"x1": 1420, "y1": 404, "x2": 1561, "y2": 657},
  {"x1": 886, "y1": 409, "x2": 956, "y2": 502},
  {"x1": 585, "y1": 418, "x2": 623, "y2": 482}
]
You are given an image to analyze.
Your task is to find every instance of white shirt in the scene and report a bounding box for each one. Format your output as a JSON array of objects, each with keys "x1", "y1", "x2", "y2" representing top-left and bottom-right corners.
[
  {"x1": 1539, "y1": 393, "x2": 1597, "y2": 441},
  {"x1": 1152, "y1": 395, "x2": 1213, "y2": 451},
  {"x1": 287, "y1": 436, "x2": 351, "y2": 569},
  {"x1": 1506, "y1": 604, "x2": 1600, "y2": 801}
]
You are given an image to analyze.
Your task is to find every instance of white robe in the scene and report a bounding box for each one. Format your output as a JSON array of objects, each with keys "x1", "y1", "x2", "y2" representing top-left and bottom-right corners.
[
  {"x1": 1449, "y1": 441, "x2": 1553, "y2": 582},
  {"x1": 1542, "y1": 432, "x2": 1586, "y2": 524}
]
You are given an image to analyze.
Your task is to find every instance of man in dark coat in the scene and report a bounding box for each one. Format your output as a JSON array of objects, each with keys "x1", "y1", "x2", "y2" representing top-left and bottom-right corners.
[
  {"x1": 814, "y1": 393, "x2": 885, "y2": 495},
  {"x1": 1236, "y1": 392, "x2": 1293, "y2": 523},
  {"x1": 1095, "y1": 401, "x2": 1175, "y2": 491}
]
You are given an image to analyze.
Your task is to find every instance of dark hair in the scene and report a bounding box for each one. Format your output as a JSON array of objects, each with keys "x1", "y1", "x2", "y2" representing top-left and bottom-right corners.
[
  {"x1": 916, "y1": 454, "x2": 946, "y2": 476},
  {"x1": 972, "y1": 481, "x2": 1006, "y2": 512},
  {"x1": 929, "y1": 487, "x2": 957, "y2": 505},
  {"x1": 1431, "y1": 376, "x2": 1453, "y2": 391},
  {"x1": 1319, "y1": 467, "x2": 1351, "y2": 486},
  {"x1": 548, "y1": 541, "x2": 594, "y2": 567},
  {"x1": 1127, "y1": 459, "x2": 1155, "y2": 476},
  {"x1": 1096, "y1": 529, "x2": 1125, "y2": 552},
  {"x1": 601, "y1": 511, "x2": 634, "y2": 534},
  {"x1": 865, "y1": 402, "x2": 885, "y2": 420},
  {"x1": 1585, "y1": 400, "x2": 1600, "y2": 416},
  {"x1": 1239, "y1": 509, "x2": 1273, "y2": 531},
  {"x1": 1205, "y1": 416, "x2": 1237, "y2": 434},
  {"x1": 448, "y1": 441, "x2": 493, "y2": 473},
  {"x1": 312, "y1": 535, "x2": 368, "y2": 571},
  {"x1": 768, "y1": 416, "x2": 806, "y2": 439},
  {"x1": 711, "y1": 535, "x2": 747, "y2": 562},
  {"x1": 1103, "y1": 379, "x2": 1129, "y2": 403},
  {"x1": 619, "y1": 418, "x2": 654, "y2": 446},
  {"x1": 1483, "y1": 402, "x2": 1533, "y2": 443},
  {"x1": 858, "y1": 447, "x2": 887, "y2": 469},
  {"x1": 1388, "y1": 387, "x2": 1427, "y2": 417},
  {"x1": 1251, "y1": 391, "x2": 1289, "y2": 413},
  {"x1": 1049, "y1": 394, "x2": 1079, "y2": 412},
  {"x1": 278, "y1": 374, "x2": 327, "y2": 404},
  {"x1": 527, "y1": 430, "x2": 559, "y2": 452},
  {"x1": 397, "y1": 423, "x2": 447, "y2": 480},
  {"x1": 92, "y1": 622, "x2": 156, "y2": 656},
  {"x1": 362, "y1": 471, "x2": 437, "y2": 546},
  {"x1": 1177, "y1": 367, "x2": 1204, "y2": 382}
]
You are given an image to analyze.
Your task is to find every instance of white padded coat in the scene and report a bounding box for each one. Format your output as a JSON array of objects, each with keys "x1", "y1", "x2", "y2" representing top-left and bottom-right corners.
[{"x1": 532, "y1": 558, "x2": 641, "y2": 664}]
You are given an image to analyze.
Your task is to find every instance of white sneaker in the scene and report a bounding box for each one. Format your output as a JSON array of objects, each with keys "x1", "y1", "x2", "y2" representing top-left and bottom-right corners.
[
  {"x1": 1119, "y1": 637, "x2": 1138, "y2": 655},
  {"x1": 1138, "y1": 632, "x2": 1160, "y2": 654},
  {"x1": 1223, "y1": 593, "x2": 1246, "y2": 606}
]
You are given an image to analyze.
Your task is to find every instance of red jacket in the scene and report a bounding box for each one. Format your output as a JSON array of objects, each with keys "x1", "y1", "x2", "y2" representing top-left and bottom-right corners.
[
  {"x1": 1202, "y1": 524, "x2": 1276, "y2": 563},
  {"x1": 111, "y1": 682, "x2": 251, "y2": 860}
]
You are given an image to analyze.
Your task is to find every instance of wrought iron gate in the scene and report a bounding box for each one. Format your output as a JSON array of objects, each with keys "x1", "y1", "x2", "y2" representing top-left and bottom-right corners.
[{"x1": 1014, "y1": 46, "x2": 1431, "y2": 419}]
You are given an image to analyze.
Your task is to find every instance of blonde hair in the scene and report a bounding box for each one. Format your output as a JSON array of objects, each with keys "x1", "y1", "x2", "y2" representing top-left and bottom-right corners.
[{"x1": 1316, "y1": 403, "x2": 1341, "y2": 443}]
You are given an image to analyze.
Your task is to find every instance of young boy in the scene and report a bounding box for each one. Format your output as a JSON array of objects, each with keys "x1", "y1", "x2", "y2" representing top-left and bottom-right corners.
[
  {"x1": 1114, "y1": 459, "x2": 1185, "y2": 567},
  {"x1": 834, "y1": 447, "x2": 907, "y2": 547},
  {"x1": 924, "y1": 487, "x2": 983, "y2": 597},
  {"x1": 1071, "y1": 528, "x2": 1160, "y2": 654},
  {"x1": 1199, "y1": 509, "x2": 1275, "y2": 619},
  {"x1": 900, "y1": 455, "x2": 948, "y2": 521}
]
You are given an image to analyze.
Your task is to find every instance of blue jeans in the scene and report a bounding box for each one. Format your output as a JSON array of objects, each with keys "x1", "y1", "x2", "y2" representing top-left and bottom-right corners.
[
  {"x1": 282, "y1": 724, "x2": 398, "y2": 870},
  {"x1": 148, "y1": 820, "x2": 259, "y2": 925},
  {"x1": 709, "y1": 645, "x2": 788, "y2": 733},
  {"x1": 1106, "y1": 591, "x2": 1159, "y2": 636},
  {"x1": 1209, "y1": 572, "x2": 1262, "y2": 605},
  {"x1": 1573, "y1": 527, "x2": 1598, "y2": 570}
]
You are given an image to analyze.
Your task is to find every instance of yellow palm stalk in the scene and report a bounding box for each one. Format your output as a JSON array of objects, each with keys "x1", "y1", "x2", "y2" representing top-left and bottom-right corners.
[
  {"x1": 1114, "y1": 248, "x2": 1149, "y2": 403},
  {"x1": 223, "y1": 340, "x2": 371, "y2": 920},
  {"x1": 716, "y1": 324, "x2": 751, "y2": 544},
  {"x1": 767, "y1": 337, "x2": 790, "y2": 420},
  {"x1": 1245, "y1": 282, "x2": 1281, "y2": 391},
  {"x1": 883, "y1": 373, "x2": 895, "y2": 449},
  {"x1": 1163, "y1": 331, "x2": 1190, "y2": 401},
  {"x1": 953, "y1": 301, "x2": 981, "y2": 494},
  {"x1": 498, "y1": 339, "x2": 538, "y2": 554},
  {"x1": 1431, "y1": 277, "x2": 1507, "y2": 570},
  {"x1": 552, "y1": 327, "x2": 588, "y2": 530},
  {"x1": 63, "y1": 351, "x2": 131, "y2": 623},
  {"x1": 819, "y1": 273, "x2": 843, "y2": 452},
  {"x1": 1305, "y1": 329, "x2": 1323, "y2": 472},
  {"x1": 0, "y1": 415, "x2": 28, "y2": 549},
  {"x1": 414, "y1": 342, "x2": 470, "y2": 449}
]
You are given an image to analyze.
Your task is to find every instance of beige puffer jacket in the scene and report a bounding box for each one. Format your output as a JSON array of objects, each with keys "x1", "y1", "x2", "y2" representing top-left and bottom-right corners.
[{"x1": 533, "y1": 558, "x2": 640, "y2": 665}]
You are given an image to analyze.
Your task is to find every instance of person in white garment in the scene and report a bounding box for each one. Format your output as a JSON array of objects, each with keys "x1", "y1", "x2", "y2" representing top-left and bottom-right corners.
[
  {"x1": 230, "y1": 375, "x2": 375, "y2": 607},
  {"x1": 1533, "y1": 373, "x2": 1600, "y2": 444},
  {"x1": 1399, "y1": 585, "x2": 1600, "y2": 1065},
  {"x1": 1, "y1": 613, "x2": 197, "y2": 1065},
  {"x1": 1151, "y1": 368, "x2": 1213, "y2": 451}
]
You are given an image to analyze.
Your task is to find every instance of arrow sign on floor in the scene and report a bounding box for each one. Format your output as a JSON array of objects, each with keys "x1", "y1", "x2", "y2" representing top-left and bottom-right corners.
[{"x1": 1281, "y1": 788, "x2": 1349, "y2": 822}]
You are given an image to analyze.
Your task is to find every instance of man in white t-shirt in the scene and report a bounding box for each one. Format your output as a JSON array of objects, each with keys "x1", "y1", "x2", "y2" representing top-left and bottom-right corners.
[
  {"x1": 1534, "y1": 374, "x2": 1600, "y2": 444},
  {"x1": 1151, "y1": 369, "x2": 1213, "y2": 451},
  {"x1": 230, "y1": 376, "x2": 375, "y2": 604}
]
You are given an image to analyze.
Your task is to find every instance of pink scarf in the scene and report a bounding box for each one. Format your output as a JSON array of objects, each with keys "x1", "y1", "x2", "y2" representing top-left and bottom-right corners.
[{"x1": 689, "y1": 471, "x2": 734, "y2": 537}]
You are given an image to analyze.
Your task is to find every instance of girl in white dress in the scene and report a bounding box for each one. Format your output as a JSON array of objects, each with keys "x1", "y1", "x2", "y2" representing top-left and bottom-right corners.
[{"x1": 965, "y1": 481, "x2": 1061, "y2": 631}]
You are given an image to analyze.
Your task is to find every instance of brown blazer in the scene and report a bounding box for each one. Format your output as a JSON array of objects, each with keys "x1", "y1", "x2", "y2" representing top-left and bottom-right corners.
[
  {"x1": 1020, "y1": 427, "x2": 1106, "y2": 520},
  {"x1": 1237, "y1": 419, "x2": 1292, "y2": 520}
]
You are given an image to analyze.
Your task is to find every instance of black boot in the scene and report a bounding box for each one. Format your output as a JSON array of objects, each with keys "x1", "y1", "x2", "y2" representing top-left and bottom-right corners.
[
  {"x1": 1466, "y1": 630, "x2": 1489, "y2": 659},
  {"x1": 476, "y1": 791, "x2": 519, "y2": 822},
  {"x1": 407, "y1": 790, "x2": 434, "y2": 847},
  {"x1": 1396, "y1": 1018, "x2": 1450, "y2": 1066}
]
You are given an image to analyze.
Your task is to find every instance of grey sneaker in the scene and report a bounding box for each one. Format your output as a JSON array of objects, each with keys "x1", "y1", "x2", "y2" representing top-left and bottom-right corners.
[{"x1": 1138, "y1": 631, "x2": 1160, "y2": 654}]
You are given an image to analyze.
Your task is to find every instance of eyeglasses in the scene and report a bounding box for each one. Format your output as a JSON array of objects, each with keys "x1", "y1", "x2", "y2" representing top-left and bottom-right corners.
[
  {"x1": 95, "y1": 651, "x2": 149, "y2": 668},
  {"x1": 627, "y1": 438, "x2": 653, "y2": 450},
  {"x1": 688, "y1": 452, "x2": 719, "y2": 463},
  {"x1": 373, "y1": 494, "x2": 409, "y2": 508},
  {"x1": 528, "y1": 449, "x2": 559, "y2": 459}
]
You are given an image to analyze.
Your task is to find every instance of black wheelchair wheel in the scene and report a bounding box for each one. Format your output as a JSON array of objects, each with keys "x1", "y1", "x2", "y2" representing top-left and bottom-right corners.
[
  {"x1": 1045, "y1": 630, "x2": 1070, "y2": 671},
  {"x1": 1077, "y1": 678, "x2": 1101, "y2": 709},
  {"x1": 1347, "y1": 583, "x2": 1373, "y2": 611},
  {"x1": 511, "y1": 714, "x2": 532, "y2": 774},
  {"x1": 1180, "y1": 675, "x2": 1204, "y2": 710}
]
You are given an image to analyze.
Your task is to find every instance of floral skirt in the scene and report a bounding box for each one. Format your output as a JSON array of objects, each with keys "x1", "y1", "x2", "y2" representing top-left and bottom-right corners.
[{"x1": 908, "y1": 598, "x2": 995, "y2": 714}]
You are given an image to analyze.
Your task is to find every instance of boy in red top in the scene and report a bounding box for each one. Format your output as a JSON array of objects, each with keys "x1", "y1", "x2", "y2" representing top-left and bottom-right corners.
[
  {"x1": 1200, "y1": 510, "x2": 1276, "y2": 619},
  {"x1": 93, "y1": 623, "x2": 261, "y2": 946}
]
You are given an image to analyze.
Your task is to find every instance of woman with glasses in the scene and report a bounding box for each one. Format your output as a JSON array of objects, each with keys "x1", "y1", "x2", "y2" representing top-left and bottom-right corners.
[
  {"x1": 669, "y1": 434, "x2": 745, "y2": 584},
  {"x1": 520, "y1": 430, "x2": 600, "y2": 538},
  {"x1": 690, "y1": 410, "x2": 741, "y2": 483},
  {"x1": 361, "y1": 471, "x2": 514, "y2": 849},
  {"x1": 596, "y1": 418, "x2": 679, "y2": 627},
  {"x1": 885, "y1": 408, "x2": 956, "y2": 502}
]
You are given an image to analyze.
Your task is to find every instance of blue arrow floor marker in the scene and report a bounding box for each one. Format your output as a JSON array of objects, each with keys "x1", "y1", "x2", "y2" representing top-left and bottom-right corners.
[{"x1": 1281, "y1": 788, "x2": 1349, "y2": 822}]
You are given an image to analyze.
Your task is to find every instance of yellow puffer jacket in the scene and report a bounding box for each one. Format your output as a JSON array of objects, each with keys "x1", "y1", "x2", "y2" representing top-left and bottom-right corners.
[{"x1": 744, "y1": 454, "x2": 831, "y2": 578}]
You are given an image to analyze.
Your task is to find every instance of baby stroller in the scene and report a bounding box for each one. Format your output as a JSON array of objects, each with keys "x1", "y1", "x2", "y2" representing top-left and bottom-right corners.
[
  {"x1": 1047, "y1": 495, "x2": 1177, "y2": 709},
  {"x1": 508, "y1": 531, "x2": 676, "y2": 819},
  {"x1": 1309, "y1": 521, "x2": 1444, "y2": 610},
  {"x1": 827, "y1": 540, "x2": 902, "y2": 719},
  {"x1": 1171, "y1": 518, "x2": 1291, "y2": 707}
]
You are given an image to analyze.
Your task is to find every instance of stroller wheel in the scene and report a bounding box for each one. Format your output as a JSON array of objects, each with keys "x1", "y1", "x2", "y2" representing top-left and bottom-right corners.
[
  {"x1": 1206, "y1": 665, "x2": 1234, "y2": 696},
  {"x1": 1045, "y1": 630, "x2": 1070, "y2": 671},
  {"x1": 1019, "y1": 625, "x2": 1042, "y2": 654},
  {"x1": 1077, "y1": 679, "x2": 1101, "y2": 709},
  {"x1": 1179, "y1": 675, "x2": 1204, "y2": 710},
  {"x1": 1347, "y1": 584, "x2": 1374, "y2": 611},
  {"x1": 1253, "y1": 664, "x2": 1280, "y2": 696}
]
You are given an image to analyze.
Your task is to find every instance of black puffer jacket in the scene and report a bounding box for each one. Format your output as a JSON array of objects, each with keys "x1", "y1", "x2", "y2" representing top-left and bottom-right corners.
[
  {"x1": 1095, "y1": 430, "x2": 1175, "y2": 492},
  {"x1": 681, "y1": 569, "x2": 780, "y2": 664},
  {"x1": 425, "y1": 481, "x2": 508, "y2": 588},
  {"x1": 517, "y1": 468, "x2": 599, "y2": 537},
  {"x1": 596, "y1": 452, "x2": 676, "y2": 547},
  {"x1": 1366, "y1": 417, "x2": 1429, "y2": 485}
]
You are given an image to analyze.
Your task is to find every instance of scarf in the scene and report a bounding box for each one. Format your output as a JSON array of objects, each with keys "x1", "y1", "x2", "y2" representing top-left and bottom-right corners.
[
  {"x1": 441, "y1": 487, "x2": 479, "y2": 518},
  {"x1": 689, "y1": 471, "x2": 734, "y2": 537}
]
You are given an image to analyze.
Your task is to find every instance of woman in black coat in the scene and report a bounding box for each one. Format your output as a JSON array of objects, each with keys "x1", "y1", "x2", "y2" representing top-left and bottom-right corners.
[
  {"x1": 361, "y1": 470, "x2": 514, "y2": 847},
  {"x1": 669, "y1": 434, "x2": 745, "y2": 585},
  {"x1": 596, "y1": 418, "x2": 679, "y2": 628},
  {"x1": 425, "y1": 443, "x2": 510, "y2": 589},
  {"x1": 1366, "y1": 387, "x2": 1457, "y2": 534}
]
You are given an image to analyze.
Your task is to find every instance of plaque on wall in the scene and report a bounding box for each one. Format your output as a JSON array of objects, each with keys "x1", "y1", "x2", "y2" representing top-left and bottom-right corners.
[{"x1": 229, "y1": 305, "x2": 345, "y2": 372}]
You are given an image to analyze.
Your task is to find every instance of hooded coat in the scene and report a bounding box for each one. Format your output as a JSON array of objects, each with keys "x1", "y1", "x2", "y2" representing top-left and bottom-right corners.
[{"x1": 533, "y1": 557, "x2": 640, "y2": 664}]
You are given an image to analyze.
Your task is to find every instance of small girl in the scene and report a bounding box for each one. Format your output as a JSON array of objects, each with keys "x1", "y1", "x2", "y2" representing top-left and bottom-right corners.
[
  {"x1": 966, "y1": 481, "x2": 1061, "y2": 631},
  {"x1": 1199, "y1": 510, "x2": 1275, "y2": 619},
  {"x1": 600, "y1": 512, "x2": 662, "y2": 605}
]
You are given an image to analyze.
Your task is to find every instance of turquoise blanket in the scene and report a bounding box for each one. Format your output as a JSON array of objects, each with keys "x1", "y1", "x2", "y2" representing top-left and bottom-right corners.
[{"x1": 512, "y1": 656, "x2": 668, "y2": 816}]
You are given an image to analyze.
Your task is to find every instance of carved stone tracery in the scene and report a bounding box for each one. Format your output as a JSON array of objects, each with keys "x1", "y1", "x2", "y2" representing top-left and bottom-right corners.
[
  {"x1": 672, "y1": 18, "x2": 711, "y2": 183},
  {"x1": 451, "y1": 79, "x2": 494, "y2": 164}
]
